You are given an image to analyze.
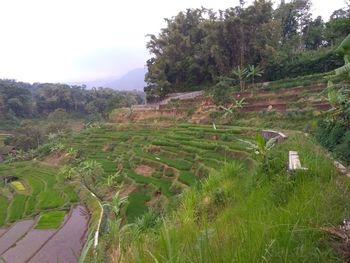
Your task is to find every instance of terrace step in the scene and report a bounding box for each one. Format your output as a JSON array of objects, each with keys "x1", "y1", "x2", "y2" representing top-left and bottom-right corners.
[{"x1": 232, "y1": 83, "x2": 326, "y2": 98}]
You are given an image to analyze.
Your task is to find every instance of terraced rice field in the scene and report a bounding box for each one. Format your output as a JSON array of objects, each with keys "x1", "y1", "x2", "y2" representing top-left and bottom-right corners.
[
  {"x1": 0, "y1": 161, "x2": 79, "y2": 226},
  {"x1": 0, "y1": 161, "x2": 86, "y2": 262},
  {"x1": 65, "y1": 123, "x2": 256, "y2": 221}
]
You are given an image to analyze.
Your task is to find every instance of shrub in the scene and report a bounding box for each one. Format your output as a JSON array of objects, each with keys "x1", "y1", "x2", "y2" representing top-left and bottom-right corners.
[
  {"x1": 334, "y1": 131, "x2": 350, "y2": 163},
  {"x1": 212, "y1": 83, "x2": 233, "y2": 107},
  {"x1": 264, "y1": 49, "x2": 343, "y2": 81},
  {"x1": 315, "y1": 119, "x2": 346, "y2": 150}
]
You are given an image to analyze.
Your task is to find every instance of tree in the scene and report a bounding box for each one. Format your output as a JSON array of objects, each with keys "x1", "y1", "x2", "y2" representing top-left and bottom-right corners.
[{"x1": 303, "y1": 16, "x2": 325, "y2": 50}]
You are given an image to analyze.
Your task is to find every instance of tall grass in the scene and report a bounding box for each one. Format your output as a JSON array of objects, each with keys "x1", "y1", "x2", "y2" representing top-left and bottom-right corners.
[{"x1": 118, "y1": 133, "x2": 350, "y2": 262}]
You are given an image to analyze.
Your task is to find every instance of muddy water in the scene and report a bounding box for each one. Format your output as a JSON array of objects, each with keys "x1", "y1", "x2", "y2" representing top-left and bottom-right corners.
[
  {"x1": 29, "y1": 205, "x2": 90, "y2": 263},
  {"x1": 0, "y1": 219, "x2": 35, "y2": 254},
  {"x1": 0, "y1": 229, "x2": 7, "y2": 237},
  {"x1": 2, "y1": 229, "x2": 56, "y2": 262}
]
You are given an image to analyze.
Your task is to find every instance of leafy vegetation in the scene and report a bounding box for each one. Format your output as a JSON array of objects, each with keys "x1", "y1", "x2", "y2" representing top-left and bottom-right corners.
[
  {"x1": 145, "y1": 1, "x2": 350, "y2": 100},
  {"x1": 0, "y1": 80, "x2": 145, "y2": 120},
  {"x1": 116, "y1": 134, "x2": 350, "y2": 262},
  {"x1": 315, "y1": 33, "x2": 350, "y2": 164}
]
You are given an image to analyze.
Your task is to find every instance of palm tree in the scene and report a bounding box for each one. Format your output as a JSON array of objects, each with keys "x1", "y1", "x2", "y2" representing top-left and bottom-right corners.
[{"x1": 247, "y1": 65, "x2": 264, "y2": 88}]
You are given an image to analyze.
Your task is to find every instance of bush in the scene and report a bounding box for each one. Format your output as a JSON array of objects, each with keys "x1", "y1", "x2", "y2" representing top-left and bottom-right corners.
[
  {"x1": 36, "y1": 143, "x2": 52, "y2": 157},
  {"x1": 315, "y1": 119, "x2": 346, "y2": 150},
  {"x1": 334, "y1": 131, "x2": 350, "y2": 163},
  {"x1": 212, "y1": 82, "x2": 233, "y2": 107},
  {"x1": 264, "y1": 49, "x2": 343, "y2": 81}
]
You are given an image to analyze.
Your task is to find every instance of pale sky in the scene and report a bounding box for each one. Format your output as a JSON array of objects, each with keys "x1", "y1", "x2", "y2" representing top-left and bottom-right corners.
[{"x1": 0, "y1": 0, "x2": 347, "y2": 83}]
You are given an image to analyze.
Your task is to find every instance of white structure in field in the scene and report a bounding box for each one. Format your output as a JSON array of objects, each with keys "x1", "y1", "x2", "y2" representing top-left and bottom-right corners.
[{"x1": 289, "y1": 151, "x2": 308, "y2": 171}]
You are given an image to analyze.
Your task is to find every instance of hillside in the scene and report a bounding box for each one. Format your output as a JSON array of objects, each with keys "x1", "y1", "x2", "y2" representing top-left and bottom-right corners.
[
  {"x1": 1, "y1": 73, "x2": 350, "y2": 262},
  {"x1": 111, "y1": 73, "x2": 331, "y2": 130},
  {"x1": 0, "y1": 2, "x2": 349, "y2": 261}
]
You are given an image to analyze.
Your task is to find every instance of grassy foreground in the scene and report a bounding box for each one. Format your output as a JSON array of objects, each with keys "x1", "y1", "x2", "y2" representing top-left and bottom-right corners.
[{"x1": 113, "y1": 133, "x2": 350, "y2": 262}]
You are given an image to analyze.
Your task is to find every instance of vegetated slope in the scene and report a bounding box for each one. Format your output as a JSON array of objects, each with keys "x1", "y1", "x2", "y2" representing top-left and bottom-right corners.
[
  {"x1": 0, "y1": 161, "x2": 78, "y2": 226},
  {"x1": 117, "y1": 132, "x2": 350, "y2": 262},
  {"x1": 111, "y1": 73, "x2": 331, "y2": 131},
  {"x1": 64, "y1": 123, "x2": 256, "y2": 221}
]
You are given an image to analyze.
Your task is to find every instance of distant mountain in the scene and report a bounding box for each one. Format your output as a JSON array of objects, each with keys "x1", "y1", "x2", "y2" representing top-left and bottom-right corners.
[
  {"x1": 105, "y1": 68, "x2": 147, "y2": 91},
  {"x1": 76, "y1": 68, "x2": 147, "y2": 91}
]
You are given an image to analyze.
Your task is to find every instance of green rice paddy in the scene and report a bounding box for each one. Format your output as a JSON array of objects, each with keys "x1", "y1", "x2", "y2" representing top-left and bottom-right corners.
[
  {"x1": 0, "y1": 162, "x2": 78, "y2": 227},
  {"x1": 64, "y1": 123, "x2": 256, "y2": 221},
  {"x1": 35, "y1": 211, "x2": 66, "y2": 229}
]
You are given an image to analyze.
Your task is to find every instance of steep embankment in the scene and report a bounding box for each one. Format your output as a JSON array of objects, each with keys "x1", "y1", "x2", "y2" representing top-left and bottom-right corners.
[{"x1": 117, "y1": 132, "x2": 350, "y2": 262}]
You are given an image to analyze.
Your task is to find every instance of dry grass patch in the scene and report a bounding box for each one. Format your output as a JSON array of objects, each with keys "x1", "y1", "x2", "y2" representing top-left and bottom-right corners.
[
  {"x1": 42, "y1": 150, "x2": 67, "y2": 166},
  {"x1": 134, "y1": 165, "x2": 154, "y2": 177}
]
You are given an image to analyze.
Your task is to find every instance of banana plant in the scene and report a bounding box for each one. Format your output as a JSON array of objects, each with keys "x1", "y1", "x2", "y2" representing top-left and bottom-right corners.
[
  {"x1": 335, "y1": 33, "x2": 350, "y2": 77},
  {"x1": 247, "y1": 65, "x2": 264, "y2": 87},
  {"x1": 238, "y1": 132, "x2": 278, "y2": 162},
  {"x1": 104, "y1": 192, "x2": 129, "y2": 219},
  {"x1": 219, "y1": 98, "x2": 247, "y2": 117},
  {"x1": 324, "y1": 79, "x2": 350, "y2": 124},
  {"x1": 232, "y1": 66, "x2": 248, "y2": 91}
]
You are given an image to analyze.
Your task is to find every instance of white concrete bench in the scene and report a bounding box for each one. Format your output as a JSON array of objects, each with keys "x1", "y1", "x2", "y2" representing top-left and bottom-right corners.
[{"x1": 289, "y1": 151, "x2": 308, "y2": 171}]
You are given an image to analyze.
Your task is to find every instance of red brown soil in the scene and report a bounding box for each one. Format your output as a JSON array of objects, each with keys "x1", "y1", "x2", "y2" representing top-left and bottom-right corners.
[
  {"x1": 120, "y1": 184, "x2": 137, "y2": 198},
  {"x1": 146, "y1": 189, "x2": 163, "y2": 207},
  {"x1": 110, "y1": 108, "x2": 186, "y2": 123},
  {"x1": 110, "y1": 83, "x2": 329, "y2": 123},
  {"x1": 69, "y1": 121, "x2": 84, "y2": 132},
  {"x1": 146, "y1": 195, "x2": 160, "y2": 207},
  {"x1": 42, "y1": 150, "x2": 67, "y2": 166},
  {"x1": 147, "y1": 146, "x2": 162, "y2": 153},
  {"x1": 134, "y1": 165, "x2": 154, "y2": 177},
  {"x1": 102, "y1": 144, "x2": 112, "y2": 152}
]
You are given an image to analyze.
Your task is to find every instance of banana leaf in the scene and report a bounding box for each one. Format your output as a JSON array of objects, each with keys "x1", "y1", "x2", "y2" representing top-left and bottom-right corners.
[
  {"x1": 335, "y1": 33, "x2": 350, "y2": 55},
  {"x1": 335, "y1": 62, "x2": 350, "y2": 77}
]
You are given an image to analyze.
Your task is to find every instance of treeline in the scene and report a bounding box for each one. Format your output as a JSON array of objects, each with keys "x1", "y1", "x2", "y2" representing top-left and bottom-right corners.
[
  {"x1": 145, "y1": 0, "x2": 350, "y2": 100},
  {"x1": 0, "y1": 79, "x2": 145, "y2": 119}
]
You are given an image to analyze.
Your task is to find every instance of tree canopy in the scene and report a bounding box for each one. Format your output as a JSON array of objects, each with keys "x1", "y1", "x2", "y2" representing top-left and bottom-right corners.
[
  {"x1": 0, "y1": 79, "x2": 145, "y2": 120},
  {"x1": 145, "y1": 0, "x2": 350, "y2": 101}
]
